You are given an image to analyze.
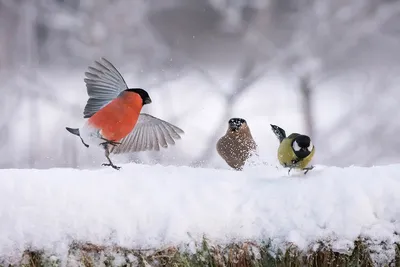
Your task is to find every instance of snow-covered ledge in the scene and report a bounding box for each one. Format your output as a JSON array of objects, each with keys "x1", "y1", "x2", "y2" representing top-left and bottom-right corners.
[{"x1": 0, "y1": 164, "x2": 399, "y2": 265}]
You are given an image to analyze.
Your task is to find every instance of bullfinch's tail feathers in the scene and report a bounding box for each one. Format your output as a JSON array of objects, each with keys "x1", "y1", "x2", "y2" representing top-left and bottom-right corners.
[
  {"x1": 109, "y1": 113, "x2": 184, "y2": 154},
  {"x1": 66, "y1": 127, "x2": 80, "y2": 136},
  {"x1": 270, "y1": 124, "x2": 286, "y2": 143},
  {"x1": 83, "y1": 57, "x2": 129, "y2": 119},
  {"x1": 65, "y1": 127, "x2": 89, "y2": 148}
]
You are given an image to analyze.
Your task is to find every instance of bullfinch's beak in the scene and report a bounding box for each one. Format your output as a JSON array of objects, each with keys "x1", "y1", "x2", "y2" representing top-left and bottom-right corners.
[{"x1": 144, "y1": 97, "x2": 152, "y2": 105}]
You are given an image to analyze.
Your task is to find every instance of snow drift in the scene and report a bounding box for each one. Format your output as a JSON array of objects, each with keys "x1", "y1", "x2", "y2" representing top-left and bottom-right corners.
[{"x1": 0, "y1": 163, "x2": 400, "y2": 263}]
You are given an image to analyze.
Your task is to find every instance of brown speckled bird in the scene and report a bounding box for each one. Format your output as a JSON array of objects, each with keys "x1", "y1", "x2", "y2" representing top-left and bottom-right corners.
[{"x1": 216, "y1": 118, "x2": 258, "y2": 170}]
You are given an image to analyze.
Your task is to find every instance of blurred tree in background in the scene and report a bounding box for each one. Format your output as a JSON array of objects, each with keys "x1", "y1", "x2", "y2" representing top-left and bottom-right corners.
[{"x1": 0, "y1": 0, "x2": 400, "y2": 169}]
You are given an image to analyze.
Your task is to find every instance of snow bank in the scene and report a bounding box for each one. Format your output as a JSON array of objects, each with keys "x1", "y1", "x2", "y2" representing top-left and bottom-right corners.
[{"x1": 0, "y1": 163, "x2": 400, "y2": 263}]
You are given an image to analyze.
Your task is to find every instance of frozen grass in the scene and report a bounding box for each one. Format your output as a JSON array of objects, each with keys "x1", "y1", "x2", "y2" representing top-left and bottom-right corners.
[
  {"x1": 0, "y1": 163, "x2": 400, "y2": 266},
  {"x1": 11, "y1": 238, "x2": 400, "y2": 267}
]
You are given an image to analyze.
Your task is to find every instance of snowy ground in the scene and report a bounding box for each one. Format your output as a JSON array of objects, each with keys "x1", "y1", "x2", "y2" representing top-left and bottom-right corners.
[{"x1": 1, "y1": 162, "x2": 400, "y2": 264}]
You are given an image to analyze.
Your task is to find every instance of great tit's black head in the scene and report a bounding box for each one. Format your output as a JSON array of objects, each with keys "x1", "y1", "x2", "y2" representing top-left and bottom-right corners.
[
  {"x1": 292, "y1": 135, "x2": 314, "y2": 158},
  {"x1": 125, "y1": 88, "x2": 152, "y2": 105},
  {"x1": 228, "y1": 118, "x2": 246, "y2": 132}
]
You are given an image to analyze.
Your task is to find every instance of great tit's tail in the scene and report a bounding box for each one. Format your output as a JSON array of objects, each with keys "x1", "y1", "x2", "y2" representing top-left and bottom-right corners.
[
  {"x1": 270, "y1": 124, "x2": 286, "y2": 143},
  {"x1": 65, "y1": 127, "x2": 89, "y2": 148}
]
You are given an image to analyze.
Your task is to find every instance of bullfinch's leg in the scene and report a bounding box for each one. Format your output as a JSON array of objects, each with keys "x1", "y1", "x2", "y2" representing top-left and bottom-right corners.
[
  {"x1": 99, "y1": 137, "x2": 122, "y2": 147},
  {"x1": 303, "y1": 166, "x2": 314, "y2": 175},
  {"x1": 101, "y1": 144, "x2": 121, "y2": 170}
]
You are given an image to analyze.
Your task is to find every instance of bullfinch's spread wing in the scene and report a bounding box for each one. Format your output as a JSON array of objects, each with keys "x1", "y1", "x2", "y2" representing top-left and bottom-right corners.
[
  {"x1": 109, "y1": 113, "x2": 184, "y2": 154},
  {"x1": 83, "y1": 57, "x2": 129, "y2": 118}
]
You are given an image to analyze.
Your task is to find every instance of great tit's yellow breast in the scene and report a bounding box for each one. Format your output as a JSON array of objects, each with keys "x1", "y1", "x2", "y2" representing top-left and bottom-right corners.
[
  {"x1": 298, "y1": 147, "x2": 315, "y2": 169},
  {"x1": 277, "y1": 138, "x2": 297, "y2": 166}
]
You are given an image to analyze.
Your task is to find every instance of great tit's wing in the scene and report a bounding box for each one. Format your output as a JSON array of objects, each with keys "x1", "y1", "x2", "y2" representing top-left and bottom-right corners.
[
  {"x1": 270, "y1": 124, "x2": 286, "y2": 143},
  {"x1": 83, "y1": 57, "x2": 129, "y2": 118},
  {"x1": 110, "y1": 113, "x2": 184, "y2": 154}
]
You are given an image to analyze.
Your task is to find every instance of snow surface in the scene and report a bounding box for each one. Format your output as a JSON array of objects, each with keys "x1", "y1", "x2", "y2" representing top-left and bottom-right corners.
[{"x1": 1, "y1": 163, "x2": 400, "y2": 265}]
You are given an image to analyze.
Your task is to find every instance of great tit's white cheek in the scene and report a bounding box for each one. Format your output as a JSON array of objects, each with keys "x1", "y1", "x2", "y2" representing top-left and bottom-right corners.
[
  {"x1": 308, "y1": 141, "x2": 313, "y2": 151},
  {"x1": 292, "y1": 140, "x2": 301, "y2": 151}
]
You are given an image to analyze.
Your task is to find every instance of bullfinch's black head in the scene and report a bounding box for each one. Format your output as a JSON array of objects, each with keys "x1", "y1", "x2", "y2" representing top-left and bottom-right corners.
[
  {"x1": 125, "y1": 88, "x2": 152, "y2": 105},
  {"x1": 292, "y1": 135, "x2": 314, "y2": 159},
  {"x1": 228, "y1": 118, "x2": 246, "y2": 132}
]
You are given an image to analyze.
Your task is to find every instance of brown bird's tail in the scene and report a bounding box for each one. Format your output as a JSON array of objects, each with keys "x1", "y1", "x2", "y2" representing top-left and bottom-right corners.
[{"x1": 65, "y1": 127, "x2": 89, "y2": 148}]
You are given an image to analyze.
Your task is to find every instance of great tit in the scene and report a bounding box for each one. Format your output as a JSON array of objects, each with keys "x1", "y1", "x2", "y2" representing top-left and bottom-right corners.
[{"x1": 270, "y1": 124, "x2": 315, "y2": 174}]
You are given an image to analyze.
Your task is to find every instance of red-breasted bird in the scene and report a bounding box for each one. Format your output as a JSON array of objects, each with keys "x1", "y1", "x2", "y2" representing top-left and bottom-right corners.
[{"x1": 66, "y1": 57, "x2": 184, "y2": 170}]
